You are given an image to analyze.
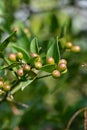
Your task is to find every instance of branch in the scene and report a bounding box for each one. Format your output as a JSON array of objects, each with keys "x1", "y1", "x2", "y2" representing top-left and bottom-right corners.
[{"x1": 65, "y1": 107, "x2": 87, "y2": 130}]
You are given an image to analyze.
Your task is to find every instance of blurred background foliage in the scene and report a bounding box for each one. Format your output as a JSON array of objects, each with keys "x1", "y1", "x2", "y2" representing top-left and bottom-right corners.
[{"x1": 0, "y1": 0, "x2": 87, "y2": 130}]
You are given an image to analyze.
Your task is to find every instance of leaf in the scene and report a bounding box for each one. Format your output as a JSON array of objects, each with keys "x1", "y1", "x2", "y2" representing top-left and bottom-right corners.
[
  {"x1": 59, "y1": 22, "x2": 67, "y2": 38},
  {"x1": 11, "y1": 76, "x2": 37, "y2": 94},
  {"x1": 47, "y1": 37, "x2": 60, "y2": 64},
  {"x1": 0, "y1": 62, "x2": 21, "y2": 70},
  {"x1": 11, "y1": 44, "x2": 30, "y2": 63},
  {"x1": 0, "y1": 31, "x2": 16, "y2": 51},
  {"x1": 41, "y1": 64, "x2": 55, "y2": 73},
  {"x1": 30, "y1": 37, "x2": 39, "y2": 54}
]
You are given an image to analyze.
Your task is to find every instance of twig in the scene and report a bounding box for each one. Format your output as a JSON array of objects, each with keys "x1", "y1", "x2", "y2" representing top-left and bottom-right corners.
[
  {"x1": 36, "y1": 74, "x2": 51, "y2": 79},
  {"x1": 65, "y1": 107, "x2": 87, "y2": 130}
]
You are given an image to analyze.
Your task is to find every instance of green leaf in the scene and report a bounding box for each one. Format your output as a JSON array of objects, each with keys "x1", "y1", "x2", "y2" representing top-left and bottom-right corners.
[
  {"x1": 10, "y1": 44, "x2": 30, "y2": 63},
  {"x1": 47, "y1": 37, "x2": 60, "y2": 64},
  {"x1": 0, "y1": 62, "x2": 21, "y2": 70},
  {"x1": 41, "y1": 64, "x2": 55, "y2": 73},
  {"x1": 30, "y1": 37, "x2": 39, "y2": 54},
  {"x1": 10, "y1": 76, "x2": 37, "y2": 94},
  {"x1": 0, "y1": 31, "x2": 16, "y2": 51}
]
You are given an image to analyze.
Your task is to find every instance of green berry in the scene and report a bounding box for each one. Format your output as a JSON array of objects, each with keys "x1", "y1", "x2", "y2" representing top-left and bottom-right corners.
[
  {"x1": 71, "y1": 45, "x2": 81, "y2": 53},
  {"x1": 46, "y1": 57, "x2": 55, "y2": 65},
  {"x1": 58, "y1": 63, "x2": 67, "y2": 72},
  {"x1": 34, "y1": 61, "x2": 42, "y2": 69},
  {"x1": 65, "y1": 42, "x2": 73, "y2": 49},
  {"x1": 23, "y1": 64, "x2": 31, "y2": 72},
  {"x1": 16, "y1": 52, "x2": 23, "y2": 60},
  {"x1": 3, "y1": 84, "x2": 11, "y2": 91},
  {"x1": 0, "y1": 81, "x2": 4, "y2": 88},
  {"x1": 8, "y1": 53, "x2": 16, "y2": 62},
  {"x1": 17, "y1": 68, "x2": 24, "y2": 77},
  {"x1": 52, "y1": 70, "x2": 60, "y2": 78}
]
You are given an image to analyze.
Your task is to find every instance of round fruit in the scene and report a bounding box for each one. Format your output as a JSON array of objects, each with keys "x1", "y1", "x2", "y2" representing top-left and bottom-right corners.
[
  {"x1": 59, "y1": 59, "x2": 67, "y2": 65},
  {"x1": 3, "y1": 84, "x2": 11, "y2": 91},
  {"x1": 71, "y1": 45, "x2": 81, "y2": 53},
  {"x1": 16, "y1": 52, "x2": 23, "y2": 60},
  {"x1": 0, "y1": 81, "x2": 4, "y2": 88},
  {"x1": 23, "y1": 64, "x2": 31, "y2": 72},
  {"x1": 17, "y1": 68, "x2": 24, "y2": 77},
  {"x1": 58, "y1": 63, "x2": 67, "y2": 72},
  {"x1": 46, "y1": 57, "x2": 55, "y2": 65},
  {"x1": 65, "y1": 42, "x2": 73, "y2": 49},
  {"x1": 34, "y1": 61, "x2": 42, "y2": 69},
  {"x1": 8, "y1": 53, "x2": 16, "y2": 62},
  {"x1": 52, "y1": 70, "x2": 60, "y2": 78},
  {"x1": 30, "y1": 53, "x2": 38, "y2": 58},
  {"x1": 31, "y1": 53, "x2": 41, "y2": 61}
]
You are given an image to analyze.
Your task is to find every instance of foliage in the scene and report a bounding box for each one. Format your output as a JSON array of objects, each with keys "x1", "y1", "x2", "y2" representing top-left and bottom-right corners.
[{"x1": 0, "y1": 0, "x2": 87, "y2": 130}]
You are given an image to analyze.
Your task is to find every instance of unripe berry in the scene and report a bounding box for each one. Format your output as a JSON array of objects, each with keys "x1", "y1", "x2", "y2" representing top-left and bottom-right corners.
[
  {"x1": 3, "y1": 84, "x2": 11, "y2": 91},
  {"x1": 34, "y1": 61, "x2": 42, "y2": 69},
  {"x1": 59, "y1": 59, "x2": 67, "y2": 65},
  {"x1": 31, "y1": 53, "x2": 41, "y2": 61},
  {"x1": 0, "y1": 81, "x2": 4, "y2": 88},
  {"x1": 58, "y1": 63, "x2": 67, "y2": 72},
  {"x1": 71, "y1": 45, "x2": 81, "y2": 53},
  {"x1": 23, "y1": 64, "x2": 31, "y2": 72},
  {"x1": 46, "y1": 57, "x2": 55, "y2": 65},
  {"x1": 8, "y1": 53, "x2": 16, "y2": 62},
  {"x1": 17, "y1": 68, "x2": 24, "y2": 77},
  {"x1": 30, "y1": 53, "x2": 38, "y2": 58},
  {"x1": 52, "y1": 70, "x2": 60, "y2": 78},
  {"x1": 16, "y1": 52, "x2": 23, "y2": 60},
  {"x1": 65, "y1": 42, "x2": 73, "y2": 49}
]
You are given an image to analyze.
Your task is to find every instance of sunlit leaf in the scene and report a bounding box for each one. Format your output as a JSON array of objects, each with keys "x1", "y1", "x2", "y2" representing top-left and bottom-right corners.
[
  {"x1": 47, "y1": 37, "x2": 60, "y2": 64},
  {"x1": 0, "y1": 31, "x2": 16, "y2": 51},
  {"x1": 30, "y1": 37, "x2": 39, "y2": 54},
  {"x1": 41, "y1": 64, "x2": 55, "y2": 73}
]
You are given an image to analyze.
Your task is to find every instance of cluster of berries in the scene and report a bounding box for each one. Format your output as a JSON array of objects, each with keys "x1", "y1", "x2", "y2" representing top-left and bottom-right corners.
[
  {"x1": 0, "y1": 80, "x2": 11, "y2": 95},
  {"x1": 8, "y1": 52, "x2": 42, "y2": 78},
  {"x1": 46, "y1": 57, "x2": 67, "y2": 78},
  {"x1": 65, "y1": 42, "x2": 81, "y2": 53}
]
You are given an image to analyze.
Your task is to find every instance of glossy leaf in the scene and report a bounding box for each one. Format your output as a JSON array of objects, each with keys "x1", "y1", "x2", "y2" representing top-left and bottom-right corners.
[
  {"x1": 11, "y1": 44, "x2": 30, "y2": 63},
  {"x1": 0, "y1": 62, "x2": 21, "y2": 70},
  {"x1": 47, "y1": 37, "x2": 60, "y2": 64},
  {"x1": 0, "y1": 31, "x2": 16, "y2": 51},
  {"x1": 41, "y1": 64, "x2": 55, "y2": 73},
  {"x1": 30, "y1": 37, "x2": 39, "y2": 54},
  {"x1": 11, "y1": 76, "x2": 37, "y2": 94}
]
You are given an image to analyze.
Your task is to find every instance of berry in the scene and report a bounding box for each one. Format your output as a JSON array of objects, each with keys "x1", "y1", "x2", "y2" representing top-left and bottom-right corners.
[
  {"x1": 3, "y1": 84, "x2": 11, "y2": 91},
  {"x1": 31, "y1": 53, "x2": 41, "y2": 61},
  {"x1": 8, "y1": 53, "x2": 16, "y2": 62},
  {"x1": 71, "y1": 45, "x2": 81, "y2": 53},
  {"x1": 17, "y1": 68, "x2": 24, "y2": 77},
  {"x1": 34, "y1": 61, "x2": 42, "y2": 69},
  {"x1": 59, "y1": 59, "x2": 67, "y2": 65},
  {"x1": 0, "y1": 81, "x2": 4, "y2": 88},
  {"x1": 52, "y1": 70, "x2": 60, "y2": 78},
  {"x1": 58, "y1": 63, "x2": 67, "y2": 72},
  {"x1": 16, "y1": 52, "x2": 23, "y2": 60},
  {"x1": 46, "y1": 57, "x2": 55, "y2": 65},
  {"x1": 23, "y1": 64, "x2": 31, "y2": 72},
  {"x1": 65, "y1": 42, "x2": 73, "y2": 49},
  {"x1": 30, "y1": 53, "x2": 38, "y2": 58}
]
